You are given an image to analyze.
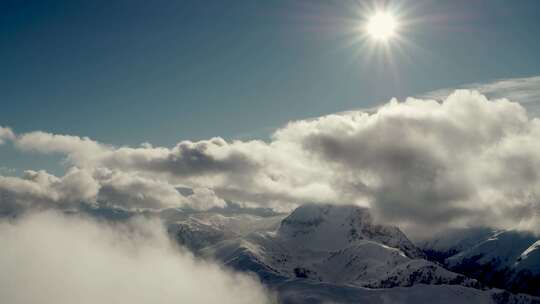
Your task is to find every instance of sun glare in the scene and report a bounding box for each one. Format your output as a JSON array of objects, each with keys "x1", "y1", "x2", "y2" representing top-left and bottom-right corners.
[{"x1": 366, "y1": 12, "x2": 398, "y2": 41}]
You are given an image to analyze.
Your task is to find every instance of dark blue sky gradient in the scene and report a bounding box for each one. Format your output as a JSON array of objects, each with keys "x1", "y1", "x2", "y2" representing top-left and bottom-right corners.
[{"x1": 1, "y1": 0, "x2": 540, "y2": 151}]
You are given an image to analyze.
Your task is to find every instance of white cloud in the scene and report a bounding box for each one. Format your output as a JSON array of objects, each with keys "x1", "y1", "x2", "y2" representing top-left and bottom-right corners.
[
  {"x1": 94, "y1": 168, "x2": 226, "y2": 210},
  {"x1": 0, "y1": 167, "x2": 227, "y2": 214},
  {"x1": 16, "y1": 131, "x2": 111, "y2": 166},
  {"x1": 10, "y1": 132, "x2": 336, "y2": 211},
  {"x1": 0, "y1": 168, "x2": 99, "y2": 215},
  {"x1": 4, "y1": 86, "x2": 540, "y2": 236},
  {"x1": 281, "y1": 90, "x2": 538, "y2": 235},
  {"x1": 0, "y1": 211, "x2": 273, "y2": 304},
  {"x1": 422, "y1": 76, "x2": 540, "y2": 116},
  {"x1": 0, "y1": 126, "x2": 15, "y2": 145}
]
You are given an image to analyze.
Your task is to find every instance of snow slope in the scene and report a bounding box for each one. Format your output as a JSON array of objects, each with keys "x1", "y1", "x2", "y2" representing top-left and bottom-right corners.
[
  {"x1": 169, "y1": 204, "x2": 540, "y2": 302},
  {"x1": 167, "y1": 210, "x2": 284, "y2": 251},
  {"x1": 275, "y1": 281, "x2": 538, "y2": 304},
  {"x1": 421, "y1": 228, "x2": 540, "y2": 296},
  {"x1": 200, "y1": 204, "x2": 478, "y2": 289}
]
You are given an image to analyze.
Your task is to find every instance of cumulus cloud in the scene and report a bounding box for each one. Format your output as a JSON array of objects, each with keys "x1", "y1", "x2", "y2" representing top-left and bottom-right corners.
[
  {"x1": 281, "y1": 90, "x2": 537, "y2": 235},
  {"x1": 16, "y1": 131, "x2": 110, "y2": 166},
  {"x1": 0, "y1": 167, "x2": 227, "y2": 215},
  {"x1": 0, "y1": 211, "x2": 273, "y2": 304},
  {"x1": 3, "y1": 88, "x2": 540, "y2": 236},
  {"x1": 10, "y1": 132, "x2": 334, "y2": 211},
  {"x1": 94, "y1": 168, "x2": 226, "y2": 210},
  {"x1": 0, "y1": 168, "x2": 99, "y2": 215},
  {"x1": 423, "y1": 76, "x2": 540, "y2": 116},
  {"x1": 0, "y1": 126, "x2": 15, "y2": 144}
]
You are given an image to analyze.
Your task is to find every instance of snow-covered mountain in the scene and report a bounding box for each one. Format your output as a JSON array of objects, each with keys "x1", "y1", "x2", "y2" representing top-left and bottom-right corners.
[
  {"x1": 277, "y1": 204, "x2": 424, "y2": 259},
  {"x1": 200, "y1": 204, "x2": 480, "y2": 288},
  {"x1": 420, "y1": 228, "x2": 540, "y2": 296},
  {"x1": 169, "y1": 203, "x2": 540, "y2": 303},
  {"x1": 419, "y1": 227, "x2": 497, "y2": 262},
  {"x1": 167, "y1": 212, "x2": 284, "y2": 251},
  {"x1": 276, "y1": 280, "x2": 536, "y2": 304}
]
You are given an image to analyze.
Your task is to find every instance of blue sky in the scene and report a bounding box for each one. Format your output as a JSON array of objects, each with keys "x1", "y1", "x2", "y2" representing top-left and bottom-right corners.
[{"x1": 2, "y1": 0, "x2": 540, "y2": 174}]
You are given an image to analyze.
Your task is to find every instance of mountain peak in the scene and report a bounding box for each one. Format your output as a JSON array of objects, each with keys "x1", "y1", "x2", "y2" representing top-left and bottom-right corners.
[{"x1": 278, "y1": 204, "x2": 424, "y2": 258}]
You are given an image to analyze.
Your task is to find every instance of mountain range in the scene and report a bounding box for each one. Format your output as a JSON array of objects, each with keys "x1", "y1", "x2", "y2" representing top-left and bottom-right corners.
[
  {"x1": 420, "y1": 227, "x2": 540, "y2": 297},
  {"x1": 162, "y1": 203, "x2": 540, "y2": 303}
]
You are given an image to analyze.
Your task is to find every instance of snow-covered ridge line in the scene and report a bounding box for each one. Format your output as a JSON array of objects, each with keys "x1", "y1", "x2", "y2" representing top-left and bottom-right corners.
[
  {"x1": 420, "y1": 227, "x2": 540, "y2": 297},
  {"x1": 167, "y1": 203, "x2": 540, "y2": 303}
]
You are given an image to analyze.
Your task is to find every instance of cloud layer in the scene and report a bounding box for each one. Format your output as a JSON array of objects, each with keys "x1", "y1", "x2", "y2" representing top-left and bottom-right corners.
[
  {"x1": 0, "y1": 211, "x2": 273, "y2": 304},
  {"x1": 2, "y1": 88, "x2": 540, "y2": 235},
  {"x1": 0, "y1": 167, "x2": 225, "y2": 215}
]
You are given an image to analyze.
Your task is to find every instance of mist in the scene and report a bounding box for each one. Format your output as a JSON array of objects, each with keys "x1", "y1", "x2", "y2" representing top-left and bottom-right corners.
[{"x1": 0, "y1": 211, "x2": 274, "y2": 304}]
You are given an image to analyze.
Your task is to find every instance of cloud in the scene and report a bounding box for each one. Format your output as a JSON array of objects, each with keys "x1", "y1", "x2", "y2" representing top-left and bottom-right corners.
[
  {"x1": 11, "y1": 132, "x2": 335, "y2": 211},
  {"x1": 0, "y1": 167, "x2": 227, "y2": 215},
  {"x1": 0, "y1": 211, "x2": 273, "y2": 304},
  {"x1": 94, "y1": 168, "x2": 226, "y2": 210},
  {"x1": 422, "y1": 76, "x2": 540, "y2": 116},
  {"x1": 4, "y1": 86, "x2": 540, "y2": 236},
  {"x1": 0, "y1": 168, "x2": 99, "y2": 215},
  {"x1": 98, "y1": 138, "x2": 266, "y2": 187},
  {"x1": 280, "y1": 90, "x2": 537, "y2": 235},
  {"x1": 16, "y1": 131, "x2": 110, "y2": 166},
  {"x1": 16, "y1": 134, "x2": 260, "y2": 178},
  {"x1": 0, "y1": 126, "x2": 15, "y2": 145}
]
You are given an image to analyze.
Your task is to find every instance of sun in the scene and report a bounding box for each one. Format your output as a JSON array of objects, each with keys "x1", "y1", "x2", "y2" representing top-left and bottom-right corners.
[{"x1": 366, "y1": 12, "x2": 398, "y2": 41}]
